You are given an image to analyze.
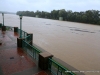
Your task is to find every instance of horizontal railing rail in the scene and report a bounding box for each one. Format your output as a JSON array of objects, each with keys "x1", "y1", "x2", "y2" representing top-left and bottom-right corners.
[
  {"x1": 22, "y1": 40, "x2": 41, "y2": 61},
  {"x1": 18, "y1": 29, "x2": 27, "y2": 38},
  {"x1": 24, "y1": 35, "x2": 32, "y2": 43},
  {"x1": 48, "y1": 58, "x2": 76, "y2": 75},
  {"x1": 18, "y1": 29, "x2": 20, "y2": 34}
]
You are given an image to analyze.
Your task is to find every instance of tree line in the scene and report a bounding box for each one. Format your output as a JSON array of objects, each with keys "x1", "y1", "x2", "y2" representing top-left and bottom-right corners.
[{"x1": 16, "y1": 9, "x2": 100, "y2": 25}]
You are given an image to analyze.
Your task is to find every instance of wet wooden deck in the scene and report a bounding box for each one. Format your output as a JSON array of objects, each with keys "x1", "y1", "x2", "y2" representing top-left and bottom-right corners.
[{"x1": 0, "y1": 29, "x2": 50, "y2": 75}]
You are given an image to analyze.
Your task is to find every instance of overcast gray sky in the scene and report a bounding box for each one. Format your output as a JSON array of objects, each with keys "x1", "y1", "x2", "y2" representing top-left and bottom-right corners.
[{"x1": 0, "y1": 0, "x2": 100, "y2": 13}]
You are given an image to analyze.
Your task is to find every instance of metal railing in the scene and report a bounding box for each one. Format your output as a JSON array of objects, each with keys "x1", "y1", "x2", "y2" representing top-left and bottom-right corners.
[
  {"x1": 22, "y1": 40, "x2": 41, "y2": 61},
  {"x1": 6, "y1": 26, "x2": 14, "y2": 31},
  {"x1": 48, "y1": 58, "x2": 76, "y2": 75},
  {"x1": 17, "y1": 28, "x2": 77, "y2": 75},
  {"x1": 24, "y1": 35, "x2": 31, "y2": 42},
  {"x1": 18, "y1": 29, "x2": 27, "y2": 38},
  {"x1": 18, "y1": 29, "x2": 20, "y2": 36}
]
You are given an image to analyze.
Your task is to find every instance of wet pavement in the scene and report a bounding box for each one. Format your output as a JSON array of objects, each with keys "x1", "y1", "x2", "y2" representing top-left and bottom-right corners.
[
  {"x1": 0, "y1": 29, "x2": 49, "y2": 75},
  {"x1": 1, "y1": 14, "x2": 100, "y2": 75}
]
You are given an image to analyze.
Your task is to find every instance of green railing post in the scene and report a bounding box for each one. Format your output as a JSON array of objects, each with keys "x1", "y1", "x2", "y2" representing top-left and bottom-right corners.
[
  {"x1": 57, "y1": 66, "x2": 59, "y2": 75},
  {"x1": 34, "y1": 50, "x2": 36, "y2": 59},
  {"x1": 2, "y1": 13, "x2": 4, "y2": 26},
  {"x1": 0, "y1": 23, "x2": 2, "y2": 28},
  {"x1": 24, "y1": 31, "x2": 25, "y2": 37},
  {"x1": 32, "y1": 48, "x2": 34, "y2": 58},
  {"x1": 14, "y1": 27, "x2": 18, "y2": 32},
  {"x1": 48, "y1": 58, "x2": 52, "y2": 73}
]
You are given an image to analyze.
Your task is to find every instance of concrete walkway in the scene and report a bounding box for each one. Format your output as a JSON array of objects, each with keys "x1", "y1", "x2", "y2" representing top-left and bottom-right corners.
[{"x1": 0, "y1": 29, "x2": 51, "y2": 75}]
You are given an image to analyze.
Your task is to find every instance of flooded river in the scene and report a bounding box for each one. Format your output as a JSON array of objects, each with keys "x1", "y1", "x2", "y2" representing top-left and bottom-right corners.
[{"x1": 0, "y1": 14, "x2": 100, "y2": 75}]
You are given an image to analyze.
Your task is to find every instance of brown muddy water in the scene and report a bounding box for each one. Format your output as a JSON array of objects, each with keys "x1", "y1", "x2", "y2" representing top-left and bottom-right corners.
[{"x1": 0, "y1": 14, "x2": 100, "y2": 75}]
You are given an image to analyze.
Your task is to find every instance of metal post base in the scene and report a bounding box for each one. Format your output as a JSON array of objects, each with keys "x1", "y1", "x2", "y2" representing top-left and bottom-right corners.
[
  {"x1": 2, "y1": 26, "x2": 6, "y2": 31},
  {"x1": 17, "y1": 38, "x2": 23, "y2": 48},
  {"x1": 14, "y1": 27, "x2": 18, "y2": 32},
  {"x1": 38, "y1": 52, "x2": 53, "y2": 70}
]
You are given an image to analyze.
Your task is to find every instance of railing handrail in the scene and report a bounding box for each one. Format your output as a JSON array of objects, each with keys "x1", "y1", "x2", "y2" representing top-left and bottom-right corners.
[
  {"x1": 49, "y1": 58, "x2": 68, "y2": 70},
  {"x1": 22, "y1": 40, "x2": 41, "y2": 53},
  {"x1": 49, "y1": 58, "x2": 75, "y2": 75},
  {"x1": 18, "y1": 28, "x2": 28, "y2": 38},
  {"x1": 24, "y1": 35, "x2": 30, "y2": 39}
]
